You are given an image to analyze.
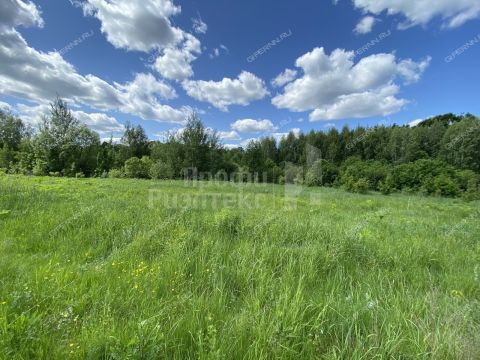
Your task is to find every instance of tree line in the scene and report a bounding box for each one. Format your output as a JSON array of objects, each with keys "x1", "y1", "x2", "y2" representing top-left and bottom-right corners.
[{"x1": 1, "y1": 98, "x2": 479, "y2": 199}]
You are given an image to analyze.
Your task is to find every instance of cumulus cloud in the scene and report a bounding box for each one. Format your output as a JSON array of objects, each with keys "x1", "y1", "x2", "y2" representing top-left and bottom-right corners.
[
  {"x1": 12, "y1": 102, "x2": 124, "y2": 136},
  {"x1": 71, "y1": 111, "x2": 125, "y2": 135},
  {"x1": 182, "y1": 72, "x2": 269, "y2": 111},
  {"x1": 153, "y1": 34, "x2": 201, "y2": 80},
  {"x1": 82, "y1": 0, "x2": 183, "y2": 52},
  {"x1": 0, "y1": 0, "x2": 44, "y2": 29},
  {"x1": 231, "y1": 119, "x2": 276, "y2": 133},
  {"x1": 271, "y1": 47, "x2": 430, "y2": 121},
  {"x1": 352, "y1": 0, "x2": 480, "y2": 29},
  {"x1": 218, "y1": 130, "x2": 241, "y2": 140},
  {"x1": 83, "y1": 0, "x2": 203, "y2": 81},
  {"x1": 0, "y1": 2, "x2": 186, "y2": 124},
  {"x1": 271, "y1": 69, "x2": 298, "y2": 87},
  {"x1": 354, "y1": 16, "x2": 376, "y2": 34}
]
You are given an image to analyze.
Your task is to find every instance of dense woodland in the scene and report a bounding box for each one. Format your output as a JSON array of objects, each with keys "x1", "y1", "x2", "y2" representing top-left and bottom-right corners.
[{"x1": 1, "y1": 98, "x2": 479, "y2": 199}]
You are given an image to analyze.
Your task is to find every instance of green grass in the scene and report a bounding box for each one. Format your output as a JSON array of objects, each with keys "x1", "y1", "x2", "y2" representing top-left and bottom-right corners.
[{"x1": 0, "y1": 174, "x2": 479, "y2": 359}]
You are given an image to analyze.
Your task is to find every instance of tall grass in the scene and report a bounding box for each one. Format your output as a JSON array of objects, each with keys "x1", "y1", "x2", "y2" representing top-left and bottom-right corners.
[{"x1": 0, "y1": 175, "x2": 479, "y2": 359}]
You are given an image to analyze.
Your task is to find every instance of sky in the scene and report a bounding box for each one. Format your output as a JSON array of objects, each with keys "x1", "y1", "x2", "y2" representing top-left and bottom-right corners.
[{"x1": 0, "y1": 0, "x2": 479, "y2": 147}]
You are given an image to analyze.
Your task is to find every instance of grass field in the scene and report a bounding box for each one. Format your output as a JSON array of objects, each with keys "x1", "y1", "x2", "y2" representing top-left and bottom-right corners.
[{"x1": 0, "y1": 175, "x2": 479, "y2": 359}]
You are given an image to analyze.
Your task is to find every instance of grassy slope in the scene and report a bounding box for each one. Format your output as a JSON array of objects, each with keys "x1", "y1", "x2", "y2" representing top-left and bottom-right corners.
[{"x1": 0, "y1": 175, "x2": 479, "y2": 359}]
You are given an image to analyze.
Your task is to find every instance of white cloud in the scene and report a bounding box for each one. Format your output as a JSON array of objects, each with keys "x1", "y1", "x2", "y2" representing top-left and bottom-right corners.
[
  {"x1": 352, "y1": 0, "x2": 480, "y2": 29},
  {"x1": 0, "y1": 101, "x2": 12, "y2": 112},
  {"x1": 231, "y1": 119, "x2": 276, "y2": 133},
  {"x1": 82, "y1": 0, "x2": 183, "y2": 52},
  {"x1": 272, "y1": 128, "x2": 301, "y2": 141},
  {"x1": 182, "y1": 72, "x2": 269, "y2": 111},
  {"x1": 83, "y1": 0, "x2": 203, "y2": 81},
  {"x1": 397, "y1": 57, "x2": 432, "y2": 84},
  {"x1": 354, "y1": 16, "x2": 376, "y2": 34},
  {"x1": 72, "y1": 110, "x2": 125, "y2": 135},
  {"x1": 0, "y1": 5, "x2": 186, "y2": 124},
  {"x1": 153, "y1": 34, "x2": 201, "y2": 81},
  {"x1": 0, "y1": 0, "x2": 44, "y2": 30},
  {"x1": 223, "y1": 143, "x2": 241, "y2": 150},
  {"x1": 271, "y1": 69, "x2": 298, "y2": 87},
  {"x1": 272, "y1": 47, "x2": 430, "y2": 121},
  {"x1": 100, "y1": 136, "x2": 122, "y2": 144},
  {"x1": 209, "y1": 48, "x2": 220, "y2": 59},
  {"x1": 408, "y1": 118, "x2": 424, "y2": 127},
  {"x1": 218, "y1": 130, "x2": 241, "y2": 140},
  {"x1": 12, "y1": 102, "x2": 125, "y2": 136},
  {"x1": 192, "y1": 17, "x2": 207, "y2": 34},
  {"x1": 309, "y1": 85, "x2": 408, "y2": 120},
  {"x1": 209, "y1": 44, "x2": 229, "y2": 59}
]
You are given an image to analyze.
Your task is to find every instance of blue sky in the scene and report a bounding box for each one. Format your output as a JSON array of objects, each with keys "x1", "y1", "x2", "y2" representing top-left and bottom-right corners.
[{"x1": 0, "y1": 0, "x2": 479, "y2": 146}]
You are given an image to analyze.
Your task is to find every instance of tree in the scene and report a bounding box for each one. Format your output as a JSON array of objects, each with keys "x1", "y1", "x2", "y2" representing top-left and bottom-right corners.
[
  {"x1": 180, "y1": 113, "x2": 219, "y2": 174},
  {"x1": 121, "y1": 123, "x2": 149, "y2": 158},
  {"x1": 0, "y1": 110, "x2": 25, "y2": 151},
  {"x1": 34, "y1": 97, "x2": 100, "y2": 175}
]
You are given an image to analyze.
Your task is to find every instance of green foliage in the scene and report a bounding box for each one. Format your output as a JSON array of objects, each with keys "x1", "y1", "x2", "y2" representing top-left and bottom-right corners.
[
  {"x1": 108, "y1": 168, "x2": 125, "y2": 179},
  {"x1": 149, "y1": 161, "x2": 174, "y2": 180},
  {"x1": 33, "y1": 97, "x2": 100, "y2": 176},
  {"x1": 124, "y1": 156, "x2": 152, "y2": 179},
  {"x1": 1, "y1": 102, "x2": 479, "y2": 200}
]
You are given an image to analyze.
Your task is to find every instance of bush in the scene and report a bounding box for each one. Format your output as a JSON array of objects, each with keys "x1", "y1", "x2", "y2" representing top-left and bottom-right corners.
[
  {"x1": 124, "y1": 156, "x2": 152, "y2": 179},
  {"x1": 379, "y1": 175, "x2": 394, "y2": 195},
  {"x1": 149, "y1": 161, "x2": 174, "y2": 180},
  {"x1": 353, "y1": 178, "x2": 370, "y2": 194},
  {"x1": 340, "y1": 158, "x2": 389, "y2": 191},
  {"x1": 108, "y1": 169, "x2": 125, "y2": 178},
  {"x1": 433, "y1": 174, "x2": 459, "y2": 197},
  {"x1": 32, "y1": 159, "x2": 48, "y2": 176}
]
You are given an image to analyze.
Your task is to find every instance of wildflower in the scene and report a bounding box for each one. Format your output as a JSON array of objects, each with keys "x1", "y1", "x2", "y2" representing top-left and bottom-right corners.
[{"x1": 451, "y1": 289, "x2": 464, "y2": 300}]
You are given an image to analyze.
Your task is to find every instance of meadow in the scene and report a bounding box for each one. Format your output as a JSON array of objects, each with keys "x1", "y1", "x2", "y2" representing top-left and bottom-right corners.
[{"x1": 0, "y1": 175, "x2": 479, "y2": 359}]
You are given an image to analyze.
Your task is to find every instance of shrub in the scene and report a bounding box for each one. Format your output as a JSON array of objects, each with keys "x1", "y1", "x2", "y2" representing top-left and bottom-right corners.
[
  {"x1": 108, "y1": 169, "x2": 125, "y2": 178},
  {"x1": 124, "y1": 156, "x2": 152, "y2": 179},
  {"x1": 353, "y1": 178, "x2": 370, "y2": 194},
  {"x1": 149, "y1": 161, "x2": 174, "y2": 180},
  {"x1": 379, "y1": 175, "x2": 394, "y2": 195},
  {"x1": 433, "y1": 174, "x2": 459, "y2": 197},
  {"x1": 32, "y1": 159, "x2": 48, "y2": 176},
  {"x1": 305, "y1": 160, "x2": 339, "y2": 187}
]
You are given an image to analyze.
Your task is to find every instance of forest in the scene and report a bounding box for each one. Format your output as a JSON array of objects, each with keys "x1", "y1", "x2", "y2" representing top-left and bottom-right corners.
[{"x1": 1, "y1": 98, "x2": 479, "y2": 199}]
